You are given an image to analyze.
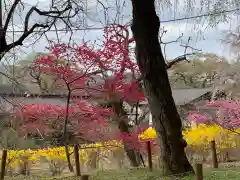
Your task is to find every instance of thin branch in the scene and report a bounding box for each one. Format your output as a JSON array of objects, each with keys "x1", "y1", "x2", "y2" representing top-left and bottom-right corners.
[
  {"x1": 165, "y1": 36, "x2": 202, "y2": 69},
  {"x1": 0, "y1": 1, "x2": 81, "y2": 60},
  {"x1": 166, "y1": 54, "x2": 191, "y2": 69},
  {"x1": 3, "y1": 0, "x2": 21, "y2": 33}
]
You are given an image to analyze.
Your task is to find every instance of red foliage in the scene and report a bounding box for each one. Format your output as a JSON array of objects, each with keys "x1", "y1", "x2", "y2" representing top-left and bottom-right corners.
[
  {"x1": 14, "y1": 25, "x2": 147, "y2": 147},
  {"x1": 14, "y1": 102, "x2": 112, "y2": 140},
  {"x1": 34, "y1": 25, "x2": 144, "y2": 103},
  {"x1": 187, "y1": 100, "x2": 240, "y2": 129},
  {"x1": 117, "y1": 125, "x2": 159, "y2": 152}
]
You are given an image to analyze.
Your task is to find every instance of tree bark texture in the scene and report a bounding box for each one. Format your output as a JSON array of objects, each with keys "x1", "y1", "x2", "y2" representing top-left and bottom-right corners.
[
  {"x1": 130, "y1": 0, "x2": 194, "y2": 175},
  {"x1": 112, "y1": 101, "x2": 141, "y2": 167},
  {"x1": 64, "y1": 145, "x2": 74, "y2": 172},
  {"x1": 62, "y1": 91, "x2": 74, "y2": 172}
]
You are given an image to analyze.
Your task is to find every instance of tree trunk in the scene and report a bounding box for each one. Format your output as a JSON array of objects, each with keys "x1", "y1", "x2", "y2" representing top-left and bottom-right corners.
[
  {"x1": 130, "y1": 0, "x2": 194, "y2": 175},
  {"x1": 112, "y1": 101, "x2": 141, "y2": 167},
  {"x1": 64, "y1": 144, "x2": 74, "y2": 172},
  {"x1": 62, "y1": 91, "x2": 74, "y2": 172},
  {"x1": 0, "y1": 0, "x2": 7, "y2": 60}
]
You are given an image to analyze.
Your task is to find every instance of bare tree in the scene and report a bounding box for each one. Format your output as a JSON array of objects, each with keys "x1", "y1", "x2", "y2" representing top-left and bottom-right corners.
[
  {"x1": 0, "y1": 0, "x2": 84, "y2": 60},
  {"x1": 169, "y1": 52, "x2": 230, "y2": 88}
]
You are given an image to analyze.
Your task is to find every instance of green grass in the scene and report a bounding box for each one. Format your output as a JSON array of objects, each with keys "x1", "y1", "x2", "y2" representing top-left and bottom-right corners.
[
  {"x1": 4, "y1": 168, "x2": 240, "y2": 180},
  {"x1": 92, "y1": 168, "x2": 240, "y2": 180}
]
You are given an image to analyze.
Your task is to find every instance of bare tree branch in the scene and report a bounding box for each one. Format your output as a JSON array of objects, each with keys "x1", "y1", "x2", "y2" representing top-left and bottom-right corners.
[
  {"x1": 166, "y1": 55, "x2": 189, "y2": 69},
  {"x1": 166, "y1": 37, "x2": 202, "y2": 69},
  {"x1": 3, "y1": 0, "x2": 21, "y2": 33},
  {"x1": 0, "y1": 0, "x2": 83, "y2": 60}
]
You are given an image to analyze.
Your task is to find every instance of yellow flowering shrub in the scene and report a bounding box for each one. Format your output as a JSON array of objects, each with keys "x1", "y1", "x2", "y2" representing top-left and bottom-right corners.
[
  {"x1": 78, "y1": 140, "x2": 124, "y2": 168},
  {"x1": 138, "y1": 127, "x2": 157, "y2": 140},
  {"x1": 183, "y1": 124, "x2": 240, "y2": 153},
  {"x1": 139, "y1": 125, "x2": 240, "y2": 153},
  {"x1": 37, "y1": 146, "x2": 74, "y2": 176},
  {"x1": 3, "y1": 125, "x2": 239, "y2": 175},
  {"x1": 0, "y1": 149, "x2": 40, "y2": 175}
]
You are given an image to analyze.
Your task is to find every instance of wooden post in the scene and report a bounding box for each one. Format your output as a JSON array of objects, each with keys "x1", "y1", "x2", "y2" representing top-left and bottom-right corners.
[
  {"x1": 195, "y1": 163, "x2": 203, "y2": 180},
  {"x1": 210, "y1": 140, "x2": 218, "y2": 168},
  {"x1": 0, "y1": 150, "x2": 7, "y2": 180},
  {"x1": 147, "y1": 141, "x2": 152, "y2": 171},
  {"x1": 81, "y1": 175, "x2": 89, "y2": 180},
  {"x1": 74, "y1": 144, "x2": 81, "y2": 176},
  {"x1": 96, "y1": 147, "x2": 100, "y2": 169}
]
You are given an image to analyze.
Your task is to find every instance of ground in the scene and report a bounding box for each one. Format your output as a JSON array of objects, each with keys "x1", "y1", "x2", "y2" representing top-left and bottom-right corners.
[{"x1": 4, "y1": 167, "x2": 240, "y2": 180}]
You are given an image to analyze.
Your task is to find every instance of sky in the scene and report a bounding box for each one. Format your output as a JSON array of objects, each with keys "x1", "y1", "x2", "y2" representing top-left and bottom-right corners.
[{"x1": 2, "y1": 0, "x2": 240, "y2": 63}]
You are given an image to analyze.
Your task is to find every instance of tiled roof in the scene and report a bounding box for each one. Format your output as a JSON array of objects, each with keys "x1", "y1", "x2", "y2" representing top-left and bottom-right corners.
[
  {"x1": 0, "y1": 71, "x2": 212, "y2": 106},
  {"x1": 139, "y1": 88, "x2": 212, "y2": 106}
]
